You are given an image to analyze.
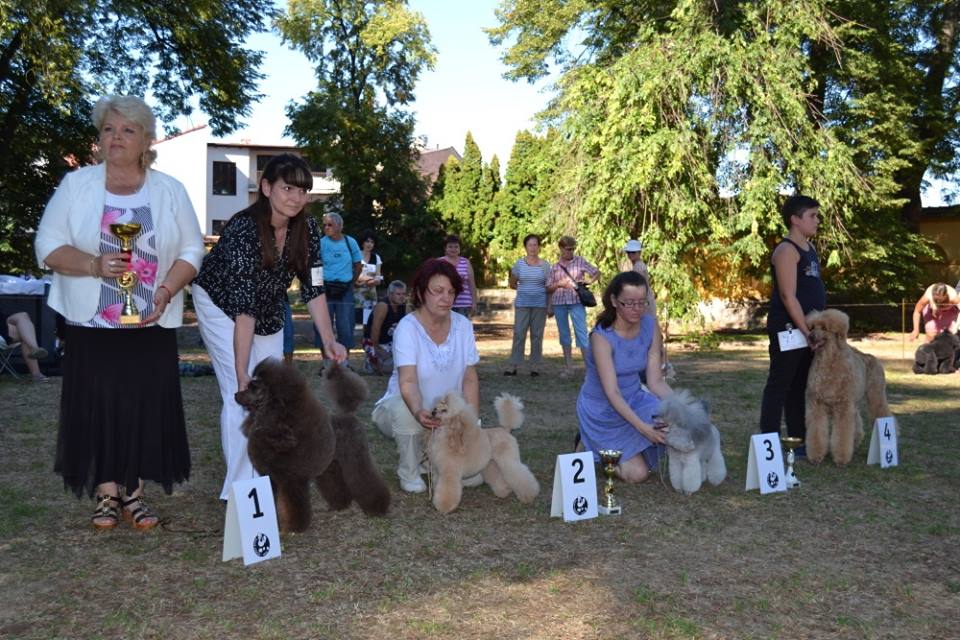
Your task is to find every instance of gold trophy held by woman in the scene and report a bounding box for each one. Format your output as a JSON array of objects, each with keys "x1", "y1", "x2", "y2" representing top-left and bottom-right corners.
[{"x1": 109, "y1": 222, "x2": 142, "y2": 324}]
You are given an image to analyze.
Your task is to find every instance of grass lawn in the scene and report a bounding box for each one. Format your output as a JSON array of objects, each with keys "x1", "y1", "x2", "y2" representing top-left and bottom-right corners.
[{"x1": 0, "y1": 328, "x2": 957, "y2": 639}]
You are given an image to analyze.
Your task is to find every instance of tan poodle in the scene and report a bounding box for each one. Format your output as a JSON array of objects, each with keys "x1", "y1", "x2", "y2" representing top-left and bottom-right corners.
[
  {"x1": 805, "y1": 309, "x2": 892, "y2": 465},
  {"x1": 426, "y1": 392, "x2": 540, "y2": 513}
]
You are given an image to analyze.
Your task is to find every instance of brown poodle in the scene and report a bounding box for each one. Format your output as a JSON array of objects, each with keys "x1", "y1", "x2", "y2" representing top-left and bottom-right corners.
[
  {"x1": 805, "y1": 309, "x2": 892, "y2": 465},
  {"x1": 237, "y1": 360, "x2": 390, "y2": 533},
  {"x1": 315, "y1": 362, "x2": 391, "y2": 516},
  {"x1": 237, "y1": 359, "x2": 335, "y2": 532},
  {"x1": 427, "y1": 392, "x2": 539, "y2": 513}
]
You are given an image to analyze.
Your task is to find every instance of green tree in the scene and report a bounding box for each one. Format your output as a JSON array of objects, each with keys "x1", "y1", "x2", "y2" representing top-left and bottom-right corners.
[
  {"x1": 489, "y1": 0, "x2": 955, "y2": 315},
  {"x1": 1, "y1": 0, "x2": 273, "y2": 272},
  {"x1": 437, "y1": 131, "x2": 483, "y2": 246},
  {"x1": 277, "y1": 0, "x2": 439, "y2": 275}
]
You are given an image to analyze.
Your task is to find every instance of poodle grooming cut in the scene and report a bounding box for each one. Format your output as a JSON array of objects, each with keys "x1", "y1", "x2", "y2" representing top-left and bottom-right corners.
[
  {"x1": 805, "y1": 309, "x2": 892, "y2": 465},
  {"x1": 427, "y1": 392, "x2": 539, "y2": 513},
  {"x1": 315, "y1": 363, "x2": 391, "y2": 516},
  {"x1": 237, "y1": 359, "x2": 335, "y2": 533},
  {"x1": 238, "y1": 359, "x2": 390, "y2": 533},
  {"x1": 658, "y1": 390, "x2": 727, "y2": 495}
]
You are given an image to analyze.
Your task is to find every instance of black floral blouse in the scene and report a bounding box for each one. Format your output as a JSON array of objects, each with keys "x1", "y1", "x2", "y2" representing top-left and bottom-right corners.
[{"x1": 194, "y1": 209, "x2": 325, "y2": 335}]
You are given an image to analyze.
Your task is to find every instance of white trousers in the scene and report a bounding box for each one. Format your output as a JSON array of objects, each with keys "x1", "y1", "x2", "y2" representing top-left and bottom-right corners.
[
  {"x1": 193, "y1": 284, "x2": 283, "y2": 500},
  {"x1": 372, "y1": 394, "x2": 424, "y2": 485}
]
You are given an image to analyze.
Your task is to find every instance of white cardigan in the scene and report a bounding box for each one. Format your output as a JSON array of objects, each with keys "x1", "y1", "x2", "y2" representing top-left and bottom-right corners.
[{"x1": 35, "y1": 164, "x2": 205, "y2": 328}]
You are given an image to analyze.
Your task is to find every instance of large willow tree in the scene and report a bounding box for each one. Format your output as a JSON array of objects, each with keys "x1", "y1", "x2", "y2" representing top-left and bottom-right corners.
[{"x1": 489, "y1": 0, "x2": 958, "y2": 314}]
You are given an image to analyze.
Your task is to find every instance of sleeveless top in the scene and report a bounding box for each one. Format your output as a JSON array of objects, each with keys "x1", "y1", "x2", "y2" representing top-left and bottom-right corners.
[
  {"x1": 363, "y1": 301, "x2": 407, "y2": 344},
  {"x1": 444, "y1": 256, "x2": 472, "y2": 308},
  {"x1": 767, "y1": 238, "x2": 826, "y2": 331}
]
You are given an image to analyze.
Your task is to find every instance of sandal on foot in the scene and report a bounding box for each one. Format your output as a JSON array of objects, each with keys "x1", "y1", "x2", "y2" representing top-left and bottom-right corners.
[
  {"x1": 91, "y1": 494, "x2": 121, "y2": 530},
  {"x1": 121, "y1": 495, "x2": 159, "y2": 531}
]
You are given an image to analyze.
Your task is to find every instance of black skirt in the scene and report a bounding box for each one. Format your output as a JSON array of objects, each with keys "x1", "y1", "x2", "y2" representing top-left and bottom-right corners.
[{"x1": 55, "y1": 325, "x2": 191, "y2": 498}]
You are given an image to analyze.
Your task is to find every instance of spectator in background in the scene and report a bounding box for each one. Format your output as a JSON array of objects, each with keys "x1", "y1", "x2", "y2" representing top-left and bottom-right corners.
[
  {"x1": 546, "y1": 235, "x2": 599, "y2": 377},
  {"x1": 356, "y1": 230, "x2": 383, "y2": 326},
  {"x1": 439, "y1": 234, "x2": 478, "y2": 317},
  {"x1": 313, "y1": 211, "x2": 361, "y2": 369},
  {"x1": 505, "y1": 234, "x2": 551, "y2": 377},
  {"x1": 362, "y1": 280, "x2": 407, "y2": 375},
  {"x1": 0, "y1": 310, "x2": 49, "y2": 381},
  {"x1": 622, "y1": 239, "x2": 656, "y2": 314},
  {"x1": 909, "y1": 283, "x2": 960, "y2": 342}
]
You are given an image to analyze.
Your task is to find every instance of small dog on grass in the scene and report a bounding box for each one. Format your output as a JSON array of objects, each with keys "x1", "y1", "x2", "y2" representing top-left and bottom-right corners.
[
  {"x1": 236, "y1": 359, "x2": 389, "y2": 533},
  {"x1": 657, "y1": 390, "x2": 726, "y2": 495},
  {"x1": 913, "y1": 331, "x2": 960, "y2": 374},
  {"x1": 805, "y1": 309, "x2": 892, "y2": 466},
  {"x1": 426, "y1": 392, "x2": 539, "y2": 514}
]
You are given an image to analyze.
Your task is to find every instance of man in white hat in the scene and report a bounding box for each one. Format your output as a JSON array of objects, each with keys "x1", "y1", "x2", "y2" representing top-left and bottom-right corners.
[{"x1": 622, "y1": 239, "x2": 655, "y2": 314}]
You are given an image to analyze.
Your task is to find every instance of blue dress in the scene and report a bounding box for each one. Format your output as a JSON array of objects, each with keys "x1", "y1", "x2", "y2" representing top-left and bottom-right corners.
[{"x1": 576, "y1": 316, "x2": 663, "y2": 468}]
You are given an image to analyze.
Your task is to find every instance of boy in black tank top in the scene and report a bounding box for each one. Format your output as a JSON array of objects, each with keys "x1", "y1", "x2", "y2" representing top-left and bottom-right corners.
[{"x1": 759, "y1": 195, "x2": 826, "y2": 451}]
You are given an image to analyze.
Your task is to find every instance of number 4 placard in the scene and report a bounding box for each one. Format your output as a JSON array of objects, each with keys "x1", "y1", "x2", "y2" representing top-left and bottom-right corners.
[
  {"x1": 745, "y1": 433, "x2": 788, "y2": 494},
  {"x1": 223, "y1": 476, "x2": 281, "y2": 565},
  {"x1": 867, "y1": 417, "x2": 899, "y2": 468},
  {"x1": 550, "y1": 452, "x2": 599, "y2": 522}
]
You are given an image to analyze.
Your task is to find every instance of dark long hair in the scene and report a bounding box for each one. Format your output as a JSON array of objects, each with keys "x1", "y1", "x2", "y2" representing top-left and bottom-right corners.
[
  {"x1": 409, "y1": 259, "x2": 463, "y2": 308},
  {"x1": 596, "y1": 271, "x2": 648, "y2": 329},
  {"x1": 252, "y1": 154, "x2": 314, "y2": 272}
]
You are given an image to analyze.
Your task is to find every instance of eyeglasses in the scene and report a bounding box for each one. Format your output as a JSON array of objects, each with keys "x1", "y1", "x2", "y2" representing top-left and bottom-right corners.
[{"x1": 617, "y1": 298, "x2": 648, "y2": 309}]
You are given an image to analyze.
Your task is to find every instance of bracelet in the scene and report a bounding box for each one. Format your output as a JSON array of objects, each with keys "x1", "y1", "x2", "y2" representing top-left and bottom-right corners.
[
  {"x1": 89, "y1": 255, "x2": 99, "y2": 278},
  {"x1": 158, "y1": 284, "x2": 174, "y2": 299}
]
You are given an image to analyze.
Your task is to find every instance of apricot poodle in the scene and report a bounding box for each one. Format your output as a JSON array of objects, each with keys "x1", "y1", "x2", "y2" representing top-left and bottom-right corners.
[
  {"x1": 426, "y1": 392, "x2": 539, "y2": 513},
  {"x1": 805, "y1": 309, "x2": 892, "y2": 465}
]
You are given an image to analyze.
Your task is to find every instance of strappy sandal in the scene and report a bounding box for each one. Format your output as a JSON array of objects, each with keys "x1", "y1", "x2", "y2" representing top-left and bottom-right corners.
[
  {"x1": 121, "y1": 495, "x2": 159, "y2": 531},
  {"x1": 91, "y1": 494, "x2": 121, "y2": 530}
]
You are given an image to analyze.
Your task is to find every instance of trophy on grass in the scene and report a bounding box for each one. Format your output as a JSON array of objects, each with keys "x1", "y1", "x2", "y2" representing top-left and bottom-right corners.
[
  {"x1": 109, "y1": 222, "x2": 142, "y2": 325},
  {"x1": 598, "y1": 449, "x2": 623, "y2": 516},
  {"x1": 782, "y1": 436, "x2": 803, "y2": 489}
]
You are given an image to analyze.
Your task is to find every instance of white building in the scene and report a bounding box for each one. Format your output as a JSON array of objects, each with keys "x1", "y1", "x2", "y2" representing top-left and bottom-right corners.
[{"x1": 152, "y1": 125, "x2": 339, "y2": 236}]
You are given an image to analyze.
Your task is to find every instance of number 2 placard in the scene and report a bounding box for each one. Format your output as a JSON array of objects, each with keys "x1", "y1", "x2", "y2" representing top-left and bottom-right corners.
[
  {"x1": 223, "y1": 475, "x2": 281, "y2": 565},
  {"x1": 745, "y1": 433, "x2": 787, "y2": 495},
  {"x1": 550, "y1": 452, "x2": 599, "y2": 522}
]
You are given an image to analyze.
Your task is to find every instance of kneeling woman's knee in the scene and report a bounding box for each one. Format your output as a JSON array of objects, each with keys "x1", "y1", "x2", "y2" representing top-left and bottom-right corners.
[{"x1": 618, "y1": 458, "x2": 651, "y2": 484}]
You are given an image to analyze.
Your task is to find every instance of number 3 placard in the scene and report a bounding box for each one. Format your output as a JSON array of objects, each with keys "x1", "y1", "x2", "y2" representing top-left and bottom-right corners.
[
  {"x1": 223, "y1": 475, "x2": 282, "y2": 565},
  {"x1": 550, "y1": 452, "x2": 599, "y2": 522},
  {"x1": 745, "y1": 433, "x2": 788, "y2": 495}
]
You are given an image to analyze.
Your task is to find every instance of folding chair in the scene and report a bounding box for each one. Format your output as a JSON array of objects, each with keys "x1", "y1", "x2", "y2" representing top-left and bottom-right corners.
[{"x1": 0, "y1": 340, "x2": 22, "y2": 379}]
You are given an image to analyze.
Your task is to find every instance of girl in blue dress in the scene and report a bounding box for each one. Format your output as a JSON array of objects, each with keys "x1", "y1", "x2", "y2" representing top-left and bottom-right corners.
[{"x1": 576, "y1": 271, "x2": 673, "y2": 483}]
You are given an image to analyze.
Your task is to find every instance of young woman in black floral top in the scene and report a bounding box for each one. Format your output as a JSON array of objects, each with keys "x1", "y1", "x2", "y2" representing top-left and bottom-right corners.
[{"x1": 193, "y1": 154, "x2": 347, "y2": 500}]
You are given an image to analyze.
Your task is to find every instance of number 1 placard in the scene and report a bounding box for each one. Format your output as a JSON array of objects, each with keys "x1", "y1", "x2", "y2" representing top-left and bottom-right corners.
[
  {"x1": 867, "y1": 417, "x2": 899, "y2": 468},
  {"x1": 745, "y1": 433, "x2": 787, "y2": 495},
  {"x1": 223, "y1": 475, "x2": 281, "y2": 565},
  {"x1": 550, "y1": 452, "x2": 599, "y2": 522}
]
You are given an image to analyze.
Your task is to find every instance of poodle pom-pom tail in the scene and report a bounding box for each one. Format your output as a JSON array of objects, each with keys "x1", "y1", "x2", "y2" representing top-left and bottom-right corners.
[{"x1": 494, "y1": 393, "x2": 525, "y2": 431}]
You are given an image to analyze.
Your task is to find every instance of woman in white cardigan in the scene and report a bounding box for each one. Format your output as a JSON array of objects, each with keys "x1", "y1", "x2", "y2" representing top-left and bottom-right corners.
[{"x1": 35, "y1": 95, "x2": 204, "y2": 531}]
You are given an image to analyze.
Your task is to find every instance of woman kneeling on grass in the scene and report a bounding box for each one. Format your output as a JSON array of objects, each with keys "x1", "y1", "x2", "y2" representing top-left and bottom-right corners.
[{"x1": 576, "y1": 271, "x2": 673, "y2": 483}]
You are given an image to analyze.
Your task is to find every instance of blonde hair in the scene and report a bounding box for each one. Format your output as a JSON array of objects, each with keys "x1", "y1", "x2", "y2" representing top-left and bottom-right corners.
[{"x1": 92, "y1": 95, "x2": 158, "y2": 168}]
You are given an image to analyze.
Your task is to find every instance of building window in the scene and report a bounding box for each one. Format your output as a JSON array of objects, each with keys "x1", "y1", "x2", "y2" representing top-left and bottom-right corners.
[{"x1": 212, "y1": 161, "x2": 236, "y2": 195}]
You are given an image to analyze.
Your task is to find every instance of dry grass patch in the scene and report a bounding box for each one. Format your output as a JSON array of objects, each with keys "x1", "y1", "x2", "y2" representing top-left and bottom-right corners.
[{"x1": 0, "y1": 332, "x2": 957, "y2": 639}]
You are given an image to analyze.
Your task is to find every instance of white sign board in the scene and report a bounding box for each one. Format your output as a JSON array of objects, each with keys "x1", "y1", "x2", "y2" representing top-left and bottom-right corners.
[
  {"x1": 777, "y1": 328, "x2": 808, "y2": 352},
  {"x1": 867, "y1": 417, "x2": 899, "y2": 468},
  {"x1": 223, "y1": 476, "x2": 281, "y2": 566},
  {"x1": 745, "y1": 433, "x2": 788, "y2": 494},
  {"x1": 550, "y1": 452, "x2": 599, "y2": 522}
]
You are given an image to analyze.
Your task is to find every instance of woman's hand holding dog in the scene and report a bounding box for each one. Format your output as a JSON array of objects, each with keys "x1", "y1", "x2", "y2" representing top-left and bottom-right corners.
[
  {"x1": 416, "y1": 408, "x2": 441, "y2": 429},
  {"x1": 640, "y1": 419, "x2": 668, "y2": 444}
]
